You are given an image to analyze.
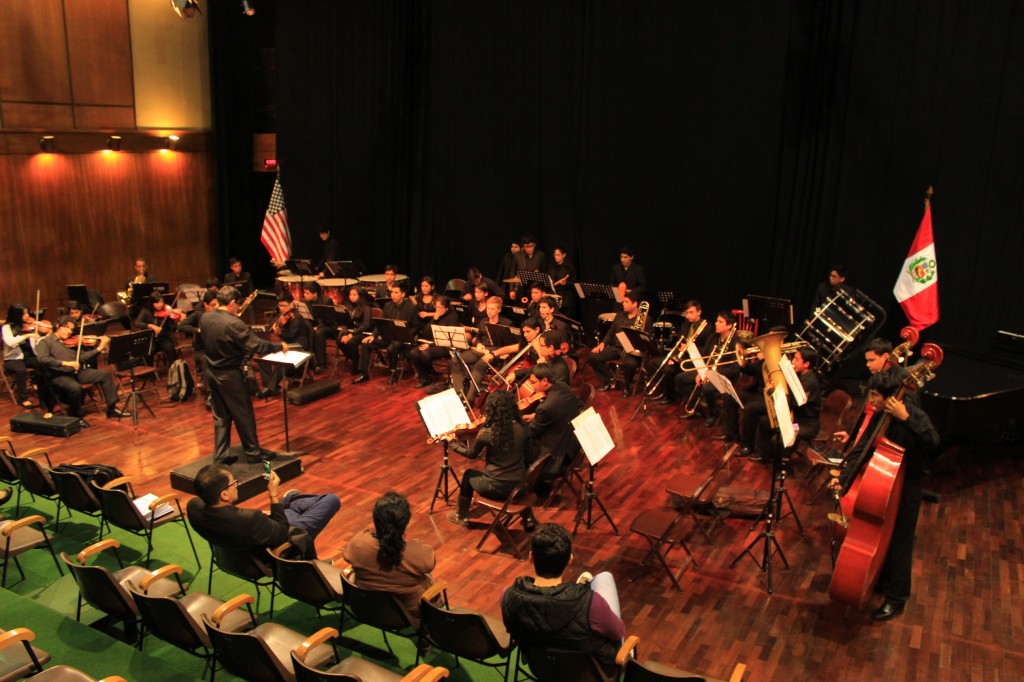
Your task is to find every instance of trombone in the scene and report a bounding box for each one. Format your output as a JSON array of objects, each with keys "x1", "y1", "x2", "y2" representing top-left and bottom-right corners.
[
  {"x1": 644, "y1": 319, "x2": 706, "y2": 397},
  {"x1": 676, "y1": 340, "x2": 807, "y2": 372},
  {"x1": 680, "y1": 323, "x2": 736, "y2": 416}
]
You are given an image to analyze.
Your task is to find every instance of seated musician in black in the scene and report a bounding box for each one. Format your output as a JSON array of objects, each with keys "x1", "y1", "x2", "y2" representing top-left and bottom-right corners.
[
  {"x1": 523, "y1": 364, "x2": 581, "y2": 476},
  {"x1": 453, "y1": 296, "x2": 512, "y2": 403},
  {"x1": 589, "y1": 291, "x2": 645, "y2": 397},
  {"x1": 135, "y1": 292, "x2": 180, "y2": 363},
  {"x1": 338, "y1": 286, "x2": 374, "y2": 373},
  {"x1": 223, "y1": 257, "x2": 252, "y2": 297},
  {"x1": 512, "y1": 330, "x2": 569, "y2": 386},
  {"x1": 447, "y1": 390, "x2": 534, "y2": 526},
  {"x1": 751, "y1": 346, "x2": 822, "y2": 462},
  {"x1": 677, "y1": 311, "x2": 739, "y2": 423},
  {"x1": 537, "y1": 296, "x2": 567, "y2": 335},
  {"x1": 809, "y1": 263, "x2": 855, "y2": 312},
  {"x1": 257, "y1": 294, "x2": 312, "y2": 398},
  {"x1": 301, "y1": 282, "x2": 330, "y2": 373},
  {"x1": 35, "y1": 316, "x2": 124, "y2": 421},
  {"x1": 370, "y1": 265, "x2": 401, "y2": 301},
  {"x1": 471, "y1": 317, "x2": 543, "y2": 404},
  {"x1": 524, "y1": 283, "x2": 546, "y2": 320},
  {"x1": 830, "y1": 369, "x2": 939, "y2": 621},
  {"x1": 414, "y1": 276, "x2": 438, "y2": 322},
  {"x1": 655, "y1": 299, "x2": 711, "y2": 405},
  {"x1": 353, "y1": 284, "x2": 419, "y2": 384},
  {"x1": 547, "y1": 246, "x2": 577, "y2": 318},
  {"x1": 408, "y1": 296, "x2": 461, "y2": 388},
  {"x1": 461, "y1": 267, "x2": 501, "y2": 305},
  {"x1": 466, "y1": 282, "x2": 492, "y2": 327}
]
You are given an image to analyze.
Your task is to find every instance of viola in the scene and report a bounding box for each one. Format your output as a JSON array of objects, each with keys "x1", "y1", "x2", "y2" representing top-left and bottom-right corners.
[
  {"x1": 516, "y1": 387, "x2": 546, "y2": 413},
  {"x1": 64, "y1": 335, "x2": 101, "y2": 348},
  {"x1": 426, "y1": 415, "x2": 488, "y2": 445}
]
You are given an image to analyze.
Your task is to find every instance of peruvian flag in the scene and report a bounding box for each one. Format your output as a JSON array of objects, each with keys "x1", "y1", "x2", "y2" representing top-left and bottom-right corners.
[{"x1": 893, "y1": 199, "x2": 939, "y2": 330}]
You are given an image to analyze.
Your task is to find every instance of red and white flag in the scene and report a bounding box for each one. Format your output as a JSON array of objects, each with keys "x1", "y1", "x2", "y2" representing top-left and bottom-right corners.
[
  {"x1": 261, "y1": 174, "x2": 292, "y2": 265},
  {"x1": 893, "y1": 199, "x2": 939, "y2": 330}
]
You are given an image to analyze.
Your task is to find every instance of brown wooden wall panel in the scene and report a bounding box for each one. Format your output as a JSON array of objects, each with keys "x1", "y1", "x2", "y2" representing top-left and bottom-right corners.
[
  {"x1": 63, "y1": 0, "x2": 134, "y2": 107},
  {"x1": 0, "y1": 152, "x2": 216, "y2": 315},
  {"x1": 73, "y1": 105, "x2": 135, "y2": 130},
  {"x1": 0, "y1": 0, "x2": 71, "y2": 104},
  {"x1": 1, "y1": 103, "x2": 74, "y2": 130}
]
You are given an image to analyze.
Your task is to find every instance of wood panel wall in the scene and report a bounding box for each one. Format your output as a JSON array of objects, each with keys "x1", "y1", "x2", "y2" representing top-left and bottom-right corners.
[{"x1": 0, "y1": 151, "x2": 217, "y2": 316}]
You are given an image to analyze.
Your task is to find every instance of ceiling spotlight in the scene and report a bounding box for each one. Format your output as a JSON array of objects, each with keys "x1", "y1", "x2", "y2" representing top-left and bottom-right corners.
[
  {"x1": 39, "y1": 135, "x2": 55, "y2": 153},
  {"x1": 106, "y1": 135, "x2": 122, "y2": 152},
  {"x1": 170, "y1": 0, "x2": 201, "y2": 18},
  {"x1": 241, "y1": 1, "x2": 255, "y2": 16},
  {"x1": 165, "y1": 135, "x2": 180, "y2": 151}
]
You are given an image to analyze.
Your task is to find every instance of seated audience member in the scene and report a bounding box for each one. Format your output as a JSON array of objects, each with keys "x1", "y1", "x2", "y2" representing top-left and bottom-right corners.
[
  {"x1": 187, "y1": 465, "x2": 340, "y2": 560},
  {"x1": 343, "y1": 492, "x2": 436, "y2": 618},
  {"x1": 501, "y1": 523, "x2": 624, "y2": 676}
]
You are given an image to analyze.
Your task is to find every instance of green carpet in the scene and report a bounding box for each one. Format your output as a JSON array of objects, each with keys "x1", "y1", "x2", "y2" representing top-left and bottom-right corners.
[{"x1": 2, "y1": 493, "x2": 513, "y2": 681}]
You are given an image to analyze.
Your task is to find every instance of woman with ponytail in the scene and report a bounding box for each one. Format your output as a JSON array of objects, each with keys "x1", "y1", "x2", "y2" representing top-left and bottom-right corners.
[{"x1": 343, "y1": 491, "x2": 436, "y2": 617}]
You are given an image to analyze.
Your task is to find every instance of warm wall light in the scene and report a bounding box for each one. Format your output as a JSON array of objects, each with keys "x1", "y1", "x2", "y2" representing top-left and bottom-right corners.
[
  {"x1": 241, "y1": 0, "x2": 255, "y2": 16},
  {"x1": 106, "y1": 135, "x2": 122, "y2": 152},
  {"x1": 39, "y1": 135, "x2": 55, "y2": 153},
  {"x1": 165, "y1": 135, "x2": 180, "y2": 150},
  {"x1": 170, "y1": 0, "x2": 201, "y2": 18}
]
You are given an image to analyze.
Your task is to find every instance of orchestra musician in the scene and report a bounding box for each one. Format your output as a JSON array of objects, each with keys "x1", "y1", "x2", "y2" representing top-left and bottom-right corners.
[
  {"x1": 36, "y1": 316, "x2": 123, "y2": 422},
  {"x1": 223, "y1": 257, "x2": 253, "y2": 298},
  {"x1": 352, "y1": 284, "x2": 419, "y2": 384},
  {"x1": 136, "y1": 292, "x2": 181, "y2": 363},
  {"x1": 200, "y1": 286, "x2": 287, "y2": 464},
  {"x1": 338, "y1": 286, "x2": 374, "y2": 372},
  {"x1": 258, "y1": 293, "x2": 312, "y2": 398},
  {"x1": 300, "y1": 282, "x2": 330, "y2": 373},
  {"x1": 611, "y1": 246, "x2": 646, "y2": 299},
  {"x1": 414, "y1": 276, "x2": 437, "y2": 320},
  {"x1": 513, "y1": 234, "x2": 545, "y2": 276},
  {"x1": 725, "y1": 341, "x2": 764, "y2": 447},
  {"x1": 589, "y1": 291, "x2": 646, "y2": 397},
  {"x1": 522, "y1": 364, "x2": 581, "y2": 477},
  {"x1": 829, "y1": 370, "x2": 939, "y2": 621},
  {"x1": 519, "y1": 330, "x2": 570, "y2": 385},
  {"x1": 408, "y1": 296, "x2": 461, "y2": 389},
  {"x1": 537, "y1": 296, "x2": 567, "y2": 334},
  {"x1": 452, "y1": 296, "x2": 512, "y2": 402},
  {"x1": 3, "y1": 303, "x2": 54, "y2": 410},
  {"x1": 370, "y1": 265, "x2": 401, "y2": 301},
  {"x1": 654, "y1": 300, "x2": 712, "y2": 405},
  {"x1": 547, "y1": 246, "x2": 577, "y2": 318},
  {"x1": 317, "y1": 227, "x2": 340, "y2": 276},
  {"x1": 750, "y1": 346, "x2": 822, "y2": 463},
  {"x1": 466, "y1": 281, "x2": 493, "y2": 327},
  {"x1": 810, "y1": 263, "x2": 855, "y2": 311},
  {"x1": 448, "y1": 390, "x2": 534, "y2": 526},
  {"x1": 461, "y1": 267, "x2": 501, "y2": 304},
  {"x1": 496, "y1": 240, "x2": 522, "y2": 299},
  {"x1": 687, "y1": 311, "x2": 741, "y2": 426},
  {"x1": 524, "y1": 283, "x2": 546, "y2": 320}
]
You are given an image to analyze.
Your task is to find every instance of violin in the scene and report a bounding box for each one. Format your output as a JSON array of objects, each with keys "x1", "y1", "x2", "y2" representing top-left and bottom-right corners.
[
  {"x1": 64, "y1": 335, "x2": 101, "y2": 348},
  {"x1": 154, "y1": 308, "x2": 184, "y2": 321},
  {"x1": 426, "y1": 415, "x2": 487, "y2": 445}
]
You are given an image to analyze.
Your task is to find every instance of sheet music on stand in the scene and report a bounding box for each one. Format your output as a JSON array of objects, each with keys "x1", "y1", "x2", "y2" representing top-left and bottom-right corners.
[
  {"x1": 312, "y1": 305, "x2": 353, "y2": 328},
  {"x1": 486, "y1": 323, "x2": 521, "y2": 348},
  {"x1": 179, "y1": 286, "x2": 204, "y2": 311},
  {"x1": 616, "y1": 328, "x2": 655, "y2": 357},
  {"x1": 431, "y1": 325, "x2": 470, "y2": 350},
  {"x1": 572, "y1": 407, "x2": 615, "y2": 466},
  {"x1": 686, "y1": 342, "x2": 709, "y2": 379},
  {"x1": 575, "y1": 282, "x2": 622, "y2": 303},
  {"x1": 518, "y1": 270, "x2": 556, "y2": 293},
  {"x1": 773, "y1": 387, "x2": 796, "y2": 447},
  {"x1": 325, "y1": 260, "x2": 364, "y2": 279},
  {"x1": 655, "y1": 291, "x2": 685, "y2": 311},
  {"x1": 705, "y1": 370, "x2": 744, "y2": 408},
  {"x1": 377, "y1": 318, "x2": 418, "y2": 345},
  {"x1": 286, "y1": 259, "x2": 316, "y2": 276},
  {"x1": 292, "y1": 302, "x2": 315, "y2": 322},
  {"x1": 743, "y1": 294, "x2": 794, "y2": 327},
  {"x1": 778, "y1": 355, "x2": 807, "y2": 406},
  {"x1": 417, "y1": 388, "x2": 472, "y2": 441},
  {"x1": 260, "y1": 350, "x2": 312, "y2": 368}
]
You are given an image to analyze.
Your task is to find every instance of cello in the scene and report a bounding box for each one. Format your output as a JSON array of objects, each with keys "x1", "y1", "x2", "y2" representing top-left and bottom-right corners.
[{"x1": 828, "y1": 342, "x2": 943, "y2": 607}]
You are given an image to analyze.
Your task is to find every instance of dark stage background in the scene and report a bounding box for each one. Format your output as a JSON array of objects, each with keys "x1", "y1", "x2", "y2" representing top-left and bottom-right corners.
[{"x1": 208, "y1": 1, "x2": 1024, "y2": 351}]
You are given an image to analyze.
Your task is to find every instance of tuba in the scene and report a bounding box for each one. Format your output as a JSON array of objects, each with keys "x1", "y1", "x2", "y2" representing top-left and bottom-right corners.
[{"x1": 753, "y1": 330, "x2": 789, "y2": 429}]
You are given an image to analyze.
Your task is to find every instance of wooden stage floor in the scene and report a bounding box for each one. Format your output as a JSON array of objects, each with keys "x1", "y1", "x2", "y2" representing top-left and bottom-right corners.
[{"x1": 2, "y1": 362, "x2": 1021, "y2": 682}]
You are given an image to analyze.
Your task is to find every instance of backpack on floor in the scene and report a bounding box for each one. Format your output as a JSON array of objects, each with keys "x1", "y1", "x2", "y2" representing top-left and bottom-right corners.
[{"x1": 167, "y1": 358, "x2": 195, "y2": 402}]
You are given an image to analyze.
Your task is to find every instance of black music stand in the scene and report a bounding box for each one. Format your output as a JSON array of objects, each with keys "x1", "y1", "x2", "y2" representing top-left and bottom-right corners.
[
  {"x1": 311, "y1": 305, "x2": 353, "y2": 329},
  {"x1": 655, "y1": 290, "x2": 685, "y2": 312},
  {"x1": 570, "y1": 408, "x2": 619, "y2": 536},
  {"x1": 743, "y1": 295, "x2": 794, "y2": 329},
  {"x1": 325, "y1": 260, "x2": 364, "y2": 279},
  {"x1": 431, "y1": 324, "x2": 471, "y2": 391},
  {"x1": 285, "y1": 259, "x2": 315, "y2": 277},
  {"x1": 574, "y1": 281, "x2": 621, "y2": 303},
  {"x1": 375, "y1": 319, "x2": 418, "y2": 388},
  {"x1": 621, "y1": 328, "x2": 660, "y2": 421},
  {"x1": 518, "y1": 270, "x2": 556, "y2": 294},
  {"x1": 255, "y1": 350, "x2": 311, "y2": 454},
  {"x1": 66, "y1": 284, "x2": 90, "y2": 308},
  {"x1": 417, "y1": 388, "x2": 469, "y2": 512},
  {"x1": 109, "y1": 330, "x2": 156, "y2": 429},
  {"x1": 485, "y1": 323, "x2": 521, "y2": 349}
]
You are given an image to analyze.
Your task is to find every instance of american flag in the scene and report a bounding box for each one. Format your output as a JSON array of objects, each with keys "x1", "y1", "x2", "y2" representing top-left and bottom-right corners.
[{"x1": 261, "y1": 174, "x2": 292, "y2": 265}]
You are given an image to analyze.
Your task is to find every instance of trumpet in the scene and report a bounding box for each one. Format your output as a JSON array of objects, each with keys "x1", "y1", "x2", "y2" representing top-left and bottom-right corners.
[{"x1": 676, "y1": 340, "x2": 807, "y2": 371}]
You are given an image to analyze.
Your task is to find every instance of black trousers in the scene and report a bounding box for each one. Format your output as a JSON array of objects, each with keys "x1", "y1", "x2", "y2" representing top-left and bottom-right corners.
[
  {"x1": 50, "y1": 368, "x2": 118, "y2": 416},
  {"x1": 878, "y1": 478, "x2": 923, "y2": 605},
  {"x1": 590, "y1": 346, "x2": 639, "y2": 385},
  {"x1": 205, "y1": 366, "x2": 262, "y2": 461}
]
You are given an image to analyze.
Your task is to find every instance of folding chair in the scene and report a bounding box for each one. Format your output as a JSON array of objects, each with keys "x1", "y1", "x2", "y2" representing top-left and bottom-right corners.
[
  {"x1": 0, "y1": 514, "x2": 64, "y2": 588},
  {"x1": 473, "y1": 455, "x2": 551, "y2": 561},
  {"x1": 419, "y1": 580, "x2": 513, "y2": 681},
  {"x1": 9, "y1": 448, "x2": 66, "y2": 529}
]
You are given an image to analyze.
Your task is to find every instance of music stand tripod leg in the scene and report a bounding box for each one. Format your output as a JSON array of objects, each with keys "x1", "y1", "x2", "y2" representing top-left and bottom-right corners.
[
  {"x1": 729, "y1": 450, "x2": 790, "y2": 594},
  {"x1": 571, "y1": 464, "x2": 620, "y2": 536},
  {"x1": 430, "y1": 440, "x2": 462, "y2": 513}
]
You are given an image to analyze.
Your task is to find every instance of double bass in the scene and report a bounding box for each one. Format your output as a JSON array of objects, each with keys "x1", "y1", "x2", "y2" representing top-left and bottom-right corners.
[{"x1": 828, "y1": 342, "x2": 943, "y2": 607}]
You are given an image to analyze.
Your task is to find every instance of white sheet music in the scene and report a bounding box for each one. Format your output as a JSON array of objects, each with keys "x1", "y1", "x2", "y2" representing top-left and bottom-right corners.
[
  {"x1": 572, "y1": 407, "x2": 615, "y2": 465},
  {"x1": 615, "y1": 331, "x2": 637, "y2": 356},
  {"x1": 706, "y1": 370, "x2": 743, "y2": 408},
  {"x1": 779, "y1": 355, "x2": 807, "y2": 406},
  {"x1": 418, "y1": 388, "x2": 472, "y2": 439},
  {"x1": 686, "y1": 341, "x2": 708, "y2": 379},
  {"x1": 133, "y1": 493, "x2": 175, "y2": 519},
  {"x1": 261, "y1": 350, "x2": 312, "y2": 367},
  {"x1": 431, "y1": 325, "x2": 470, "y2": 350},
  {"x1": 773, "y1": 387, "x2": 796, "y2": 447}
]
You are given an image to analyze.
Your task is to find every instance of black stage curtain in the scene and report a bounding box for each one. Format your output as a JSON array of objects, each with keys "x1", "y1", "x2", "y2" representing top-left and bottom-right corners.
[{"x1": 211, "y1": 1, "x2": 1024, "y2": 350}]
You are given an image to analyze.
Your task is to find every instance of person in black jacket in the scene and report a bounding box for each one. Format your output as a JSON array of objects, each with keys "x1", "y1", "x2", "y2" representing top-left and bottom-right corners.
[
  {"x1": 353, "y1": 285, "x2": 419, "y2": 383},
  {"x1": 187, "y1": 465, "x2": 339, "y2": 561},
  {"x1": 523, "y1": 364, "x2": 581, "y2": 475},
  {"x1": 409, "y1": 296, "x2": 461, "y2": 388}
]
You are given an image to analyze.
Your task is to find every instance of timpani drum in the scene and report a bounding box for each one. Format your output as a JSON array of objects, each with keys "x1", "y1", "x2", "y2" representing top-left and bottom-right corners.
[
  {"x1": 319, "y1": 278, "x2": 359, "y2": 305},
  {"x1": 275, "y1": 275, "x2": 306, "y2": 300},
  {"x1": 358, "y1": 273, "x2": 410, "y2": 296},
  {"x1": 596, "y1": 312, "x2": 617, "y2": 341}
]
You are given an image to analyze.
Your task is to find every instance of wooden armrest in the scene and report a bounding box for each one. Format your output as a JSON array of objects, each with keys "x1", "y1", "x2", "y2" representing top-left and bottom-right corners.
[
  {"x1": 103, "y1": 476, "x2": 133, "y2": 491},
  {"x1": 99, "y1": 677, "x2": 128, "y2": 682},
  {"x1": 421, "y1": 580, "x2": 448, "y2": 603},
  {"x1": 1, "y1": 515, "x2": 45, "y2": 536},
  {"x1": 76, "y1": 538, "x2": 121, "y2": 564},
  {"x1": 729, "y1": 663, "x2": 747, "y2": 682},
  {"x1": 0, "y1": 628, "x2": 35, "y2": 650},
  {"x1": 19, "y1": 448, "x2": 51, "y2": 464},
  {"x1": 0, "y1": 436, "x2": 11, "y2": 446},
  {"x1": 149, "y1": 493, "x2": 178, "y2": 510},
  {"x1": 141, "y1": 564, "x2": 183, "y2": 592},
  {"x1": 211, "y1": 594, "x2": 255, "y2": 626},
  {"x1": 270, "y1": 542, "x2": 294, "y2": 558},
  {"x1": 294, "y1": 627, "x2": 338, "y2": 662},
  {"x1": 615, "y1": 635, "x2": 640, "y2": 665},
  {"x1": 403, "y1": 665, "x2": 449, "y2": 682}
]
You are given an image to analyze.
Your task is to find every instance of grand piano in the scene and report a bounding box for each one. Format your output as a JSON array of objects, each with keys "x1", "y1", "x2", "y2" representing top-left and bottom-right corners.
[{"x1": 920, "y1": 330, "x2": 1024, "y2": 438}]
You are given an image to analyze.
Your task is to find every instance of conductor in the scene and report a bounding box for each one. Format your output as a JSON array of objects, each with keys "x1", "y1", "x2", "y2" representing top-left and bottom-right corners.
[{"x1": 201, "y1": 286, "x2": 288, "y2": 464}]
